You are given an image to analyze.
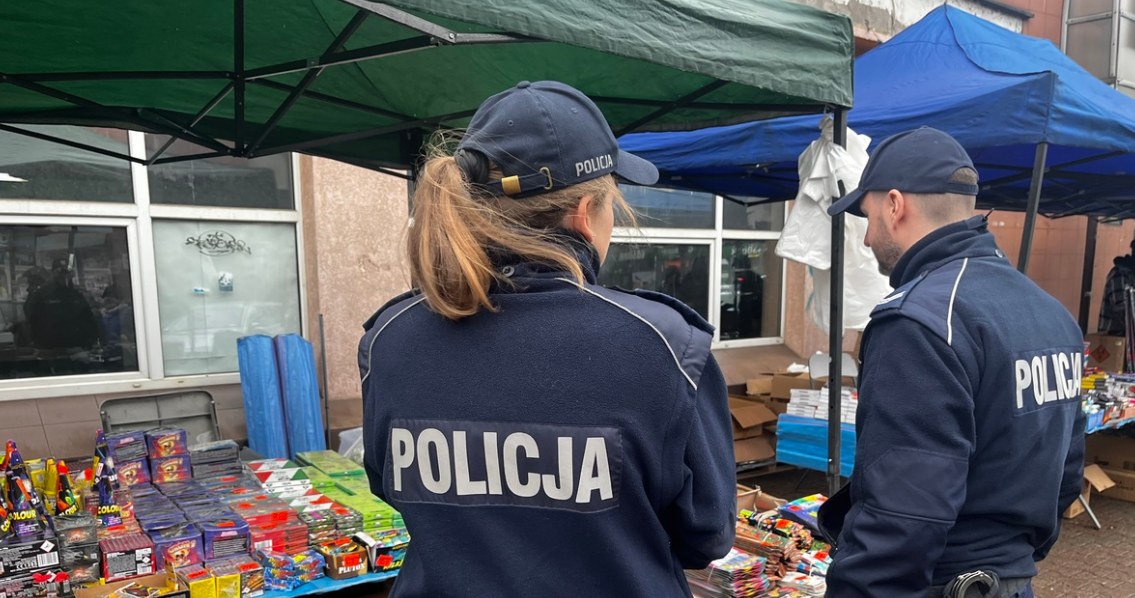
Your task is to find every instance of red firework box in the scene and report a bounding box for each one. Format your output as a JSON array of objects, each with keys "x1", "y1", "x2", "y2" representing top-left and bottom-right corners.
[
  {"x1": 244, "y1": 459, "x2": 295, "y2": 472},
  {"x1": 228, "y1": 496, "x2": 294, "y2": 528},
  {"x1": 249, "y1": 520, "x2": 308, "y2": 555},
  {"x1": 116, "y1": 458, "x2": 151, "y2": 487},
  {"x1": 99, "y1": 532, "x2": 156, "y2": 582},
  {"x1": 145, "y1": 429, "x2": 188, "y2": 458},
  {"x1": 150, "y1": 456, "x2": 192, "y2": 484},
  {"x1": 147, "y1": 523, "x2": 204, "y2": 570}
]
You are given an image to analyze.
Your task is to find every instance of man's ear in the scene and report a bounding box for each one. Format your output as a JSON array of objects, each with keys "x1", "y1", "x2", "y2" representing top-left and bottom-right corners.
[
  {"x1": 564, "y1": 195, "x2": 596, "y2": 242},
  {"x1": 887, "y1": 189, "x2": 906, "y2": 229}
]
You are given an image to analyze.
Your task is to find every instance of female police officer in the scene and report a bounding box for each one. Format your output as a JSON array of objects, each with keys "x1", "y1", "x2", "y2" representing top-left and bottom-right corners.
[{"x1": 358, "y1": 81, "x2": 736, "y2": 597}]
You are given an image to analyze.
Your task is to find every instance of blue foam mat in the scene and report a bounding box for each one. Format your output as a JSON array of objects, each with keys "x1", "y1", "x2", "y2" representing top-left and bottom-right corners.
[
  {"x1": 238, "y1": 334, "x2": 289, "y2": 458},
  {"x1": 775, "y1": 414, "x2": 856, "y2": 477},
  {"x1": 274, "y1": 333, "x2": 327, "y2": 457}
]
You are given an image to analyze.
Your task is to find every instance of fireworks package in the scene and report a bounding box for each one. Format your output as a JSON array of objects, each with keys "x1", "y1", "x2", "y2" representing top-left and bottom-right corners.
[
  {"x1": 116, "y1": 459, "x2": 151, "y2": 488},
  {"x1": 144, "y1": 430, "x2": 188, "y2": 459},
  {"x1": 145, "y1": 523, "x2": 203, "y2": 570},
  {"x1": 173, "y1": 565, "x2": 213, "y2": 598},
  {"x1": 255, "y1": 549, "x2": 324, "y2": 591},
  {"x1": 99, "y1": 532, "x2": 155, "y2": 582},
  {"x1": 54, "y1": 514, "x2": 98, "y2": 548},
  {"x1": 294, "y1": 451, "x2": 365, "y2": 478},
  {"x1": 149, "y1": 457, "x2": 191, "y2": 485},
  {"x1": 352, "y1": 530, "x2": 408, "y2": 574},
  {"x1": 0, "y1": 535, "x2": 61, "y2": 578},
  {"x1": 105, "y1": 432, "x2": 148, "y2": 462},
  {"x1": 315, "y1": 538, "x2": 367, "y2": 580},
  {"x1": 206, "y1": 556, "x2": 264, "y2": 598},
  {"x1": 0, "y1": 569, "x2": 72, "y2": 598},
  {"x1": 198, "y1": 519, "x2": 250, "y2": 561}
]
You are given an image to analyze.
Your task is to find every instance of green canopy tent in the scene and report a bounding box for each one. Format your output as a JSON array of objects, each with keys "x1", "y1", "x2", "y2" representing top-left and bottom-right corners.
[
  {"x1": 0, "y1": 0, "x2": 855, "y2": 493},
  {"x1": 0, "y1": 0, "x2": 852, "y2": 173}
]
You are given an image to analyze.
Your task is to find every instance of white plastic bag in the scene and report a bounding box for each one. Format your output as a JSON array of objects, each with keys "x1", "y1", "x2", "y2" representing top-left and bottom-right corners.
[{"x1": 776, "y1": 117, "x2": 892, "y2": 332}]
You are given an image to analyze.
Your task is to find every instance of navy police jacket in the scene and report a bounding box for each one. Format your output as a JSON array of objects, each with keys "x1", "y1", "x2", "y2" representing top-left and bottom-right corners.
[
  {"x1": 825, "y1": 216, "x2": 1086, "y2": 597},
  {"x1": 358, "y1": 235, "x2": 736, "y2": 597}
]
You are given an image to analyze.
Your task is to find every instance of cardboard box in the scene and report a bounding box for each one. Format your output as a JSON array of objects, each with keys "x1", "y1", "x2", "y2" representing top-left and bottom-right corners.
[
  {"x1": 1101, "y1": 468, "x2": 1135, "y2": 503},
  {"x1": 736, "y1": 485, "x2": 785, "y2": 515},
  {"x1": 734, "y1": 435, "x2": 776, "y2": 464},
  {"x1": 771, "y1": 372, "x2": 812, "y2": 400},
  {"x1": 1064, "y1": 464, "x2": 1115, "y2": 519},
  {"x1": 745, "y1": 378, "x2": 773, "y2": 397},
  {"x1": 175, "y1": 566, "x2": 216, "y2": 598},
  {"x1": 74, "y1": 572, "x2": 186, "y2": 598},
  {"x1": 729, "y1": 398, "x2": 776, "y2": 441},
  {"x1": 1085, "y1": 434, "x2": 1135, "y2": 472},
  {"x1": 0, "y1": 535, "x2": 60, "y2": 578},
  {"x1": 1085, "y1": 333, "x2": 1125, "y2": 372}
]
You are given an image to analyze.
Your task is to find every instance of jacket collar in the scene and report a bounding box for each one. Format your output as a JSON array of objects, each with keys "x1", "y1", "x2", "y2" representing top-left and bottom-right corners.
[
  {"x1": 492, "y1": 230, "x2": 601, "y2": 286},
  {"x1": 889, "y1": 215, "x2": 1004, "y2": 288}
]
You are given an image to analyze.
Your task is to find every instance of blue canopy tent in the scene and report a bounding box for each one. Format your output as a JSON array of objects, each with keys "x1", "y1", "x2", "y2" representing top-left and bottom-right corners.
[
  {"x1": 621, "y1": 5, "x2": 1135, "y2": 494},
  {"x1": 622, "y1": 4, "x2": 1135, "y2": 266}
]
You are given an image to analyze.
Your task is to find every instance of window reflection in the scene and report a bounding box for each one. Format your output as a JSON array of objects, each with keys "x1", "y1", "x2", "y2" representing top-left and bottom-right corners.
[
  {"x1": 598, "y1": 244, "x2": 710, "y2": 319},
  {"x1": 720, "y1": 240, "x2": 782, "y2": 339},
  {"x1": 0, "y1": 225, "x2": 137, "y2": 379}
]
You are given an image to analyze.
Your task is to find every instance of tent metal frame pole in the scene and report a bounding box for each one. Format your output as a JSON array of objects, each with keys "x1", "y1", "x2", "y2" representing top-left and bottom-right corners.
[
  {"x1": 150, "y1": 150, "x2": 232, "y2": 165},
  {"x1": 147, "y1": 82, "x2": 235, "y2": 164},
  {"x1": 614, "y1": 81, "x2": 729, "y2": 136},
  {"x1": 983, "y1": 150, "x2": 1121, "y2": 189},
  {"x1": 0, "y1": 123, "x2": 143, "y2": 164},
  {"x1": 1017, "y1": 142, "x2": 1049, "y2": 274},
  {"x1": 233, "y1": 0, "x2": 246, "y2": 154},
  {"x1": 827, "y1": 107, "x2": 848, "y2": 497},
  {"x1": 254, "y1": 108, "x2": 477, "y2": 156},
  {"x1": 1079, "y1": 216, "x2": 1100, "y2": 333},
  {"x1": 247, "y1": 10, "x2": 370, "y2": 155}
]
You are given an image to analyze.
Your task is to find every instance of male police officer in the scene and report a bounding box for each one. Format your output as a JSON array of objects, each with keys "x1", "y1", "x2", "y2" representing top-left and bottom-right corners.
[{"x1": 821, "y1": 127, "x2": 1085, "y2": 598}]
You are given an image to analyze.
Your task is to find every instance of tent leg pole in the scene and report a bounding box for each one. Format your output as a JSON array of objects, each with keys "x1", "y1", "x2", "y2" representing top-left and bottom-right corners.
[
  {"x1": 827, "y1": 108, "x2": 848, "y2": 497},
  {"x1": 1017, "y1": 142, "x2": 1049, "y2": 274},
  {"x1": 1079, "y1": 216, "x2": 1099, "y2": 333}
]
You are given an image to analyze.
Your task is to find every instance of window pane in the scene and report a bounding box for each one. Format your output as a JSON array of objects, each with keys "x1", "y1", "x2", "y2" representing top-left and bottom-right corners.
[
  {"x1": 619, "y1": 185, "x2": 714, "y2": 229},
  {"x1": 720, "y1": 240, "x2": 782, "y2": 340},
  {"x1": 0, "y1": 126, "x2": 132, "y2": 203},
  {"x1": 153, "y1": 221, "x2": 301, "y2": 375},
  {"x1": 598, "y1": 243, "x2": 710, "y2": 319},
  {"x1": 1069, "y1": 0, "x2": 1115, "y2": 18},
  {"x1": 146, "y1": 136, "x2": 294, "y2": 209},
  {"x1": 1066, "y1": 18, "x2": 1115, "y2": 80},
  {"x1": 1119, "y1": 15, "x2": 1135, "y2": 83},
  {"x1": 0, "y1": 225, "x2": 138, "y2": 380},
  {"x1": 722, "y1": 198, "x2": 785, "y2": 231}
]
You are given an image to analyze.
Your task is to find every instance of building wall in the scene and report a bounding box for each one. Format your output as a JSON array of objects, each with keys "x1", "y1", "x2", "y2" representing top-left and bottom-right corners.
[
  {"x1": 300, "y1": 156, "x2": 411, "y2": 439},
  {"x1": 792, "y1": 0, "x2": 1025, "y2": 43}
]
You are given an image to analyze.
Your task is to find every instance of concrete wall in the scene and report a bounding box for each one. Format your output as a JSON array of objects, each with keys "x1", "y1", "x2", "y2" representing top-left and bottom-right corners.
[
  {"x1": 792, "y1": 0, "x2": 1025, "y2": 44},
  {"x1": 300, "y1": 156, "x2": 412, "y2": 438}
]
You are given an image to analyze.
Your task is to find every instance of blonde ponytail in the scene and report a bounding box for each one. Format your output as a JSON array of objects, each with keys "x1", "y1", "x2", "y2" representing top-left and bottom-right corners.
[{"x1": 407, "y1": 142, "x2": 634, "y2": 320}]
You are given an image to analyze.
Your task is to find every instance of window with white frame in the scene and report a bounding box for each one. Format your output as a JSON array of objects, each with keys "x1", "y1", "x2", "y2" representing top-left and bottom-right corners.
[
  {"x1": 0, "y1": 126, "x2": 303, "y2": 398},
  {"x1": 598, "y1": 185, "x2": 786, "y2": 347}
]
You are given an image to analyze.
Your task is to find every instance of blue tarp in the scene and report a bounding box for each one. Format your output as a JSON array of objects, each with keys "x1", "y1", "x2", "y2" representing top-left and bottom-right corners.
[{"x1": 620, "y1": 6, "x2": 1135, "y2": 217}]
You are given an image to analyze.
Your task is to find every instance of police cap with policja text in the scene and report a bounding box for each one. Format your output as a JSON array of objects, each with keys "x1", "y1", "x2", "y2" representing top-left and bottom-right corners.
[
  {"x1": 828, "y1": 126, "x2": 980, "y2": 218},
  {"x1": 456, "y1": 80, "x2": 659, "y2": 198}
]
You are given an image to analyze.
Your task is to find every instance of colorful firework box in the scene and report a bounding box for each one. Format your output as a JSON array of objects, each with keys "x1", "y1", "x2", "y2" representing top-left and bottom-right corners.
[
  {"x1": 294, "y1": 451, "x2": 365, "y2": 478},
  {"x1": 197, "y1": 475, "x2": 261, "y2": 497},
  {"x1": 199, "y1": 519, "x2": 250, "y2": 561},
  {"x1": 248, "y1": 520, "x2": 308, "y2": 555},
  {"x1": 255, "y1": 548, "x2": 324, "y2": 591},
  {"x1": 53, "y1": 514, "x2": 98, "y2": 547},
  {"x1": 0, "y1": 569, "x2": 73, "y2": 598},
  {"x1": 173, "y1": 565, "x2": 213, "y2": 598},
  {"x1": 297, "y1": 511, "x2": 338, "y2": 545},
  {"x1": 244, "y1": 459, "x2": 296, "y2": 473},
  {"x1": 188, "y1": 440, "x2": 238, "y2": 465},
  {"x1": 105, "y1": 432, "x2": 149, "y2": 462},
  {"x1": 144, "y1": 429, "x2": 188, "y2": 459},
  {"x1": 146, "y1": 523, "x2": 203, "y2": 570},
  {"x1": 206, "y1": 556, "x2": 264, "y2": 598},
  {"x1": 299, "y1": 467, "x2": 337, "y2": 491},
  {"x1": 149, "y1": 458, "x2": 191, "y2": 485},
  {"x1": 116, "y1": 459, "x2": 151, "y2": 487},
  {"x1": 352, "y1": 530, "x2": 409, "y2": 574},
  {"x1": 99, "y1": 532, "x2": 155, "y2": 582},
  {"x1": 314, "y1": 538, "x2": 367, "y2": 581}
]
